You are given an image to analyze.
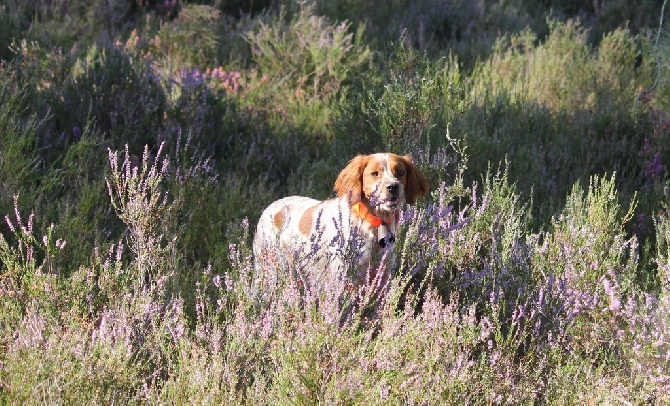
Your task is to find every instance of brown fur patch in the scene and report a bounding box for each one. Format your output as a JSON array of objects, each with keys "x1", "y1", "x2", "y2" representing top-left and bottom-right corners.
[
  {"x1": 273, "y1": 208, "x2": 287, "y2": 230},
  {"x1": 299, "y1": 205, "x2": 318, "y2": 236},
  {"x1": 333, "y1": 155, "x2": 369, "y2": 203},
  {"x1": 400, "y1": 155, "x2": 429, "y2": 204}
]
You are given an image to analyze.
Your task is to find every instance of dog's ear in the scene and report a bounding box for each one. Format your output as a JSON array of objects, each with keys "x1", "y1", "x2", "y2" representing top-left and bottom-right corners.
[
  {"x1": 402, "y1": 155, "x2": 429, "y2": 204},
  {"x1": 334, "y1": 155, "x2": 369, "y2": 204}
]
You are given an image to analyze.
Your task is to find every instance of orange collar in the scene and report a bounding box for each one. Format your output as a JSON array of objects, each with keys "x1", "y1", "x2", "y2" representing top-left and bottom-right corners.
[{"x1": 351, "y1": 202, "x2": 396, "y2": 228}]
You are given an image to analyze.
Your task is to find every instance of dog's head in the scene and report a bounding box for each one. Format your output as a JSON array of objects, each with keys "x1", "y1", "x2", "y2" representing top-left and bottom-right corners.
[{"x1": 334, "y1": 153, "x2": 429, "y2": 214}]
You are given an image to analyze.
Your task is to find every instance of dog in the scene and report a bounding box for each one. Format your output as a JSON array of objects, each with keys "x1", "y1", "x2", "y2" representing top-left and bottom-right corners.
[{"x1": 253, "y1": 153, "x2": 428, "y2": 307}]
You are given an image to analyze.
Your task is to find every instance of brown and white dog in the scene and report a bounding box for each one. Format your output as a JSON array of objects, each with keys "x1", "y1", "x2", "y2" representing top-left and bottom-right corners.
[{"x1": 253, "y1": 153, "x2": 428, "y2": 301}]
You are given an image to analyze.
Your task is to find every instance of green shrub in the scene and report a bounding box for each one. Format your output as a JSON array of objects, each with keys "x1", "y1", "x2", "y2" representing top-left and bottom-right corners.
[
  {"x1": 0, "y1": 72, "x2": 44, "y2": 214},
  {"x1": 369, "y1": 41, "x2": 466, "y2": 153},
  {"x1": 334, "y1": 40, "x2": 469, "y2": 162},
  {"x1": 530, "y1": 175, "x2": 640, "y2": 361},
  {"x1": 315, "y1": 0, "x2": 543, "y2": 66},
  {"x1": 244, "y1": 3, "x2": 372, "y2": 137},
  {"x1": 456, "y1": 21, "x2": 654, "y2": 226},
  {"x1": 60, "y1": 43, "x2": 167, "y2": 148},
  {"x1": 0, "y1": 3, "x2": 22, "y2": 61},
  {"x1": 646, "y1": 21, "x2": 670, "y2": 113},
  {"x1": 151, "y1": 5, "x2": 222, "y2": 76},
  {"x1": 37, "y1": 124, "x2": 118, "y2": 273},
  {"x1": 23, "y1": 0, "x2": 141, "y2": 48},
  {"x1": 471, "y1": 20, "x2": 644, "y2": 113}
]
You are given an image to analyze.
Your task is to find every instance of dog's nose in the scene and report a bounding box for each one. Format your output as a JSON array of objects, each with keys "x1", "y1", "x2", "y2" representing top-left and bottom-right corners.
[{"x1": 387, "y1": 183, "x2": 399, "y2": 195}]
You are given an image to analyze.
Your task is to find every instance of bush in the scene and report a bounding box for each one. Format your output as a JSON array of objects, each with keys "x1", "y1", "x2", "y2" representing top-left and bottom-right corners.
[
  {"x1": 452, "y1": 20, "x2": 659, "y2": 226},
  {"x1": 369, "y1": 41, "x2": 466, "y2": 153},
  {"x1": 471, "y1": 20, "x2": 644, "y2": 113},
  {"x1": 244, "y1": 3, "x2": 372, "y2": 137},
  {"x1": 0, "y1": 4, "x2": 22, "y2": 61},
  {"x1": 60, "y1": 43, "x2": 167, "y2": 148},
  {"x1": 150, "y1": 5, "x2": 222, "y2": 76},
  {"x1": 0, "y1": 71, "x2": 48, "y2": 215},
  {"x1": 315, "y1": 0, "x2": 544, "y2": 66},
  {"x1": 22, "y1": 0, "x2": 142, "y2": 48}
]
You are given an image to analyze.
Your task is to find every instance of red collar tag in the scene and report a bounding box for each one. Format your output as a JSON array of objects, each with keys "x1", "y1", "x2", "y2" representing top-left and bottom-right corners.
[
  {"x1": 351, "y1": 202, "x2": 382, "y2": 227},
  {"x1": 351, "y1": 202, "x2": 398, "y2": 228}
]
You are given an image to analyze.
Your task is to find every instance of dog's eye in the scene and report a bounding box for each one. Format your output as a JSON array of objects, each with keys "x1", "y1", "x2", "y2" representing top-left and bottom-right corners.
[
  {"x1": 370, "y1": 171, "x2": 379, "y2": 177},
  {"x1": 395, "y1": 170, "x2": 405, "y2": 178}
]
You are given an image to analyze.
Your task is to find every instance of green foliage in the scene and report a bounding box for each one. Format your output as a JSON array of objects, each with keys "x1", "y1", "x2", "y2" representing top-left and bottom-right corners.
[
  {"x1": 370, "y1": 41, "x2": 466, "y2": 153},
  {"x1": 22, "y1": 0, "x2": 140, "y2": 48},
  {"x1": 152, "y1": 5, "x2": 222, "y2": 75},
  {"x1": 0, "y1": 75, "x2": 43, "y2": 213},
  {"x1": 247, "y1": 4, "x2": 370, "y2": 101},
  {"x1": 63, "y1": 43, "x2": 167, "y2": 147},
  {"x1": 245, "y1": 3, "x2": 371, "y2": 137},
  {"x1": 647, "y1": 21, "x2": 670, "y2": 113},
  {"x1": 556, "y1": 174, "x2": 636, "y2": 278},
  {"x1": 472, "y1": 20, "x2": 644, "y2": 113},
  {"x1": 39, "y1": 125, "x2": 117, "y2": 272},
  {"x1": 0, "y1": 3, "x2": 22, "y2": 61},
  {"x1": 314, "y1": 0, "x2": 543, "y2": 67},
  {"x1": 455, "y1": 21, "x2": 654, "y2": 226}
]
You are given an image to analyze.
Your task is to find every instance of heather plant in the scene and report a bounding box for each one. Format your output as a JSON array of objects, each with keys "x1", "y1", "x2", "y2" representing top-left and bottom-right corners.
[
  {"x1": 151, "y1": 5, "x2": 222, "y2": 77},
  {"x1": 397, "y1": 163, "x2": 530, "y2": 304},
  {"x1": 392, "y1": 167, "x2": 668, "y2": 401},
  {"x1": 455, "y1": 20, "x2": 655, "y2": 226},
  {"x1": 59, "y1": 42, "x2": 167, "y2": 148},
  {"x1": 0, "y1": 75, "x2": 43, "y2": 214},
  {"x1": 3, "y1": 142, "x2": 189, "y2": 402},
  {"x1": 472, "y1": 20, "x2": 644, "y2": 113},
  {"x1": 2, "y1": 305, "x2": 141, "y2": 403},
  {"x1": 2, "y1": 270, "x2": 190, "y2": 403},
  {"x1": 2, "y1": 44, "x2": 116, "y2": 269},
  {"x1": 528, "y1": 175, "x2": 641, "y2": 363},
  {"x1": 106, "y1": 143, "x2": 174, "y2": 294},
  {"x1": 549, "y1": 174, "x2": 637, "y2": 285},
  {"x1": 370, "y1": 41, "x2": 466, "y2": 153},
  {"x1": 0, "y1": 197, "x2": 66, "y2": 303},
  {"x1": 2, "y1": 148, "x2": 670, "y2": 403},
  {"x1": 245, "y1": 3, "x2": 371, "y2": 136}
]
